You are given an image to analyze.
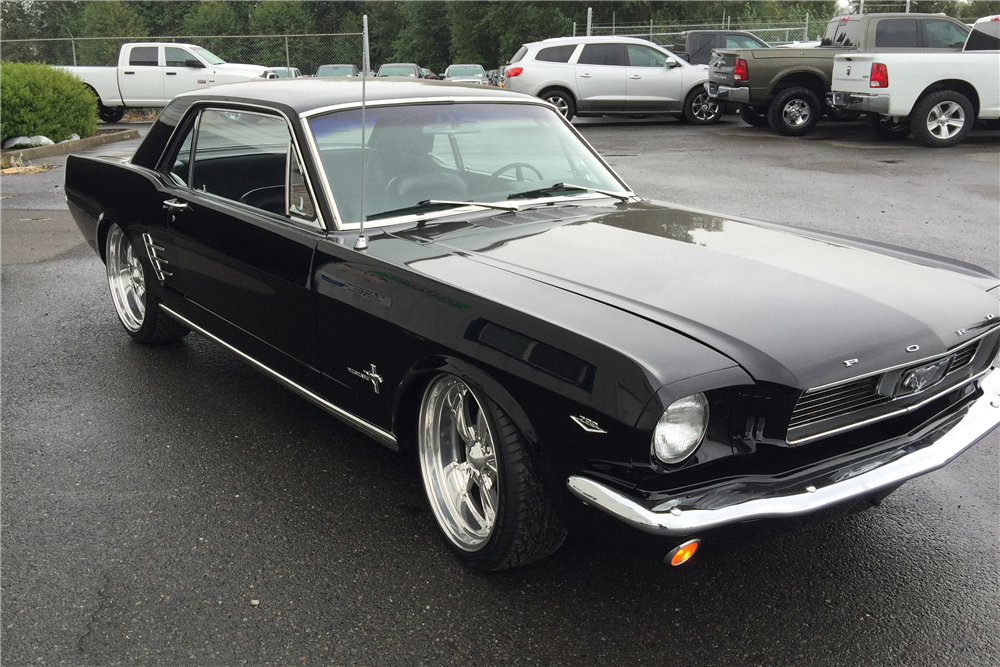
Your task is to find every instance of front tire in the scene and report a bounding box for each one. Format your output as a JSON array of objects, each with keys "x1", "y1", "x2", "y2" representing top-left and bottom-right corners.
[
  {"x1": 767, "y1": 87, "x2": 821, "y2": 136},
  {"x1": 866, "y1": 113, "x2": 911, "y2": 140},
  {"x1": 683, "y1": 88, "x2": 722, "y2": 125},
  {"x1": 418, "y1": 374, "x2": 566, "y2": 570},
  {"x1": 540, "y1": 89, "x2": 575, "y2": 121},
  {"x1": 739, "y1": 105, "x2": 770, "y2": 127},
  {"x1": 105, "y1": 223, "x2": 188, "y2": 344},
  {"x1": 910, "y1": 90, "x2": 973, "y2": 148}
]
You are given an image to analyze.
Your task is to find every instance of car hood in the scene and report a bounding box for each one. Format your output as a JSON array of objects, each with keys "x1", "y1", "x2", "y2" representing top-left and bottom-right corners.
[
  {"x1": 214, "y1": 63, "x2": 270, "y2": 76},
  {"x1": 413, "y1": 201, "x2": 999, "y2": 390}
]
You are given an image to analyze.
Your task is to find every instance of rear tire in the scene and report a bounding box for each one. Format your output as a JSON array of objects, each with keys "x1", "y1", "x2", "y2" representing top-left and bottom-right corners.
[
  {"x1": 866, "y1": 113, "x2": 911, "y2": 140},
  {"x1": 418, "y1": 373, "x2": 567, "y2": 570},
  {"x1": 739, "y1": 105, "x2": 770, "y2": 128},
  {"x1": 767, "y1": 87, "x2": 821, "y2": 136},
  {"x1": 105, "y1": 222, "x2": 189, "y2": 344},
  {"x1": 910, "y1": 90, "x2": 973, "y2": 148},
  {"x1": 540, "y1": 89, "x2": 575, "y2": 121},
  {"x1": 97, "y1": 101, "x2": 125, "y2": 123},
  {"x1": 683, "y1": 88, "x2": 722, "y2": 125}
]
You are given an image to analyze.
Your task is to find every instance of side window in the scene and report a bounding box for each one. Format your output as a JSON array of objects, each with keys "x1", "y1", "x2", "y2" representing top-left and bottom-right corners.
[
  {"x1": 875, "y1": 19, "x2": 918, "y2": 48},
  {"x1": 966, "y1": 21, "x2": 1000, "y2": 50},
  {"x1": 192, "y1": 110, "x2": 292, "y2": 216},
  {"x1": 128, "y1": 46, "x2": 158, "y2": 67},
  {"x1": 578, "y1": 44, "x2": 626, "y2": 66},
  {"x1": 169, "y1": 126, "x2": 194, "y2": 187},
  {"x1": 535, "y1": 45, "x2": 577, "y2": 63},
  {"x1": 923, "y1": 19, "x2": 969, "y2": 49},
  {"x1": 727, "y1": 35, "x2": 766, "y2": 49},
  {"x1": 164, "y1": 47, "x2": 191, "y2": 67},
  {"x1": 429, "y1": 134, "x2": 458, "y2": 168},
  {"x1": 626, "y1": 44, "x2": 669, "y2": 67},
  {"x1": 687, "y1": 36, "x2": 715, "y2": 61}
]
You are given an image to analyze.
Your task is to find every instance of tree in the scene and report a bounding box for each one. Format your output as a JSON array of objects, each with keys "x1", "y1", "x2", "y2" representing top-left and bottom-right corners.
[
  {"x1": 78, "y1": 1, "x2": 147, "y2": 66},
  {"x1": 247, "y1": 1, "x2": 315, "y2": 69},
  {"x1": 182, "y1": 1, "x2": 244, "y2": 62},
  {"x1": 393, "y1": 1, "x2": 451, "y2": 72}
]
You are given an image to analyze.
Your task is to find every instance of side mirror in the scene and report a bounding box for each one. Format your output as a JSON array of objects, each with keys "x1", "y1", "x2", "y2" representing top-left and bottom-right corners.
[
  {"x1": 186, "y1": 59, "x2": 205, "y2": 68},
  {"x1": 677, "y1": 53, "x2": 691, "y2": 62},
  {"x1": 665, "y1": 56, "x2": 680, "y2": 67}
]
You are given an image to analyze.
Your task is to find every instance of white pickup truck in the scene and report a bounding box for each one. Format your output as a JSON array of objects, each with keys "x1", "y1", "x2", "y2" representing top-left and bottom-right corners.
[
  {"x1": 829, "y1": 15, "x2": 1000, "y2": 147},
  {"x1": 65, "y1": 43, "x2": 275, "y2": 123}
]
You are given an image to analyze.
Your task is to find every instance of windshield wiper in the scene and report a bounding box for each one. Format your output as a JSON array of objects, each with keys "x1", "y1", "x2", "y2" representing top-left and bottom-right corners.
[
  {"x1": 366, "y1": 199, "x2": 518, "y2": 222},
  {"x1": 507, "y1": 183, "x2": 631, "y2": 203}
]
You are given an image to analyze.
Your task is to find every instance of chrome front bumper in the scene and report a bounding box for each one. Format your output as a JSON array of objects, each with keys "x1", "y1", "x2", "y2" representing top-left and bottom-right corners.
[
  {"x1": 568, "y1": 368, "x2": 1000, "y2": 536},
  {"x1": 705, "y1": 82, "x2": 750, "y2": 105},
  {"x1": 828, "y1": 91, "x2": 890, "y2": 115}
]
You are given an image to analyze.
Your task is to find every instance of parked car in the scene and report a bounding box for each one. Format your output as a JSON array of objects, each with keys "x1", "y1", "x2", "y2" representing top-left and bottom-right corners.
[
  {"x1": 829, "y1": 13, "x2": 1000, "y2": 147},
  {"x1": 420, "y1": 68, "x2": 442, "y2": 80},
  {"x1": 377, "y1": 63, "x2": 422, "y2": 77},
  {"x1": 444, "y1": 63, "x2": 489, "y2": 84},
  {"x1": 316, "y1": 64, "x2": 360, "y2": 77},
  {"x1": 707, "y1": 13, "x2": 971, "y2": 135},
  {"x1": 62, "y1": 42, "x2": 272, "y2": 123},
  {"x1": 64, "y1": 79, "x2": 1000, "y2": 571},
  {"x1": 667, "y1": 30, "x2": 770, "y2": 65},
  {"x1": 265, "y1": 67, "x2": 302, "y2": 79},
  {"x1": 503, "y1": 35, "x2": 722, "y2": 124}
]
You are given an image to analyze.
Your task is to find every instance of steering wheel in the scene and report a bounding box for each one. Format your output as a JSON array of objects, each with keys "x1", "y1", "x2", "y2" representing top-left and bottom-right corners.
[{"x1": 480, "y1": 162, "x2": 544, "y2": 192}]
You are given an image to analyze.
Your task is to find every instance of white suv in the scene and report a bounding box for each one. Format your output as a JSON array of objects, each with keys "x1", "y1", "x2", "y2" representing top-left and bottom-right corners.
[{"x1": 503, "y1": 36, "x2": 721, "y2": 124}]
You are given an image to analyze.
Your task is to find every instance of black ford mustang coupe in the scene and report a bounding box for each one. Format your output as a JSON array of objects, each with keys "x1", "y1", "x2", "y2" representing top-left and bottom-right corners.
[{"x1": 66, "y1": 79, "x2": 1000, "y2": 570}]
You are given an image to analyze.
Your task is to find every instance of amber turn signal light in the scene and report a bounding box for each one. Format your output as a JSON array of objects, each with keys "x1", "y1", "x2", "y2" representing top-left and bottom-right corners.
[{"x1": 665, "y1": 539, "x2": 700, "y2": 567}]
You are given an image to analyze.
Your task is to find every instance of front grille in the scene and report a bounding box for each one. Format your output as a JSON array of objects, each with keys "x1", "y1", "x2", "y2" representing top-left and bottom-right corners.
[
  {"x1": 950, "y1": 340, "x2": 979, "y2": 371},
  {"x1": 788, "y1": 375, "x2": 888, "y2": 430}
]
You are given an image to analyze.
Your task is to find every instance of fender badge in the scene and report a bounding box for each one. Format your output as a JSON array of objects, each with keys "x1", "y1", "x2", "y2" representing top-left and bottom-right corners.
[
  {"x1": 843, "y1": 359, "x2": 859, "y2": 367},
  {"x1": 570, "y1": 415, "x2": 607, "y2": 434},
  {"x1": 348, "y1": 364, "x2": 383, "y2": 394},
  {"x1": 905, "y1": 344, "x2": 920, "y2": 353}
]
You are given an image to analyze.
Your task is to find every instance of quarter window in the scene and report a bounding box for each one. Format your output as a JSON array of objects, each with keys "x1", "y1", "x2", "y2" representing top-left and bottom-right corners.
[
  {"x1": 966, "y1": 21, "x2": 1000, "y2": 50},
  {"x1": 726, "y1": 35, "x2": 766, "y2": 49},
  {"x1": 923, "y1": 19, "x2": 969, "y2": 49},
  {"x1": 535, "y1": 45, "x2": 577, "y2": 63},
  {"x1": 128, "y1": 46, "x2": 158, "y2": 67},
  {"x1": 578, "y1": 43, "x2": 626, "y2": 66}
]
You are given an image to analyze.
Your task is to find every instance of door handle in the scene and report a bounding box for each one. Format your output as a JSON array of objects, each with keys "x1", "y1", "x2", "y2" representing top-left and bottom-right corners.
[
  {"x1": 629, "y1": 74, "x2": 641, "y2": 79},
  {"x1": 123, "y1": 71, "x2": 135, "y2": 75},
  {"x1": 579, "y1": 73, "x2": 592, "y2": 78},
  {"x1": 166, "y1": 72, "x2": 177, "y2": 75},
  {"x1": 162, "y1": 198, "x2": 189, "y2": 211}
]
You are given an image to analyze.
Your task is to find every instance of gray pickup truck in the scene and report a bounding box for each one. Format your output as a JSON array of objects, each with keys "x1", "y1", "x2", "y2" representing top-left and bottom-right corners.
[{"x1": 706, "y1": 13, "x2": 970, "y2": 135}]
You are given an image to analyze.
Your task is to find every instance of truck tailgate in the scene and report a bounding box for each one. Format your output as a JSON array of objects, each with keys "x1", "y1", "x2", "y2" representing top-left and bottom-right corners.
[
  {"x1": 708, "y1": 51, "x2": 736, "y2": 86},
  {"x1": 832, "y1": 53, "x2": 876, "y2": 94}
]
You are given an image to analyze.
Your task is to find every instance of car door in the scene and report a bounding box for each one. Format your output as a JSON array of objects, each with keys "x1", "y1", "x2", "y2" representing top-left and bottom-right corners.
[
  {"x1": 118, "y1": 45, "x2": 164, "y2": 106},
  {"x1": 161, "y1": 107, "x2": 325, "y2": 390},
  {"x1": 163, "y1": 46, "x2": 209, "y2": 100},
  {"x1": 574, "y1": 43, "x2": 627, "y2": 112},
  {"x1": 624, "y1": 44, "x2": 684, "y2": 112}
]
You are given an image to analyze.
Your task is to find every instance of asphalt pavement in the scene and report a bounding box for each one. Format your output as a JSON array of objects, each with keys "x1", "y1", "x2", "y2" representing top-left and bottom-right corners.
[{"x1": 2, "y1": 116, "x2": 998, "y2": 666}]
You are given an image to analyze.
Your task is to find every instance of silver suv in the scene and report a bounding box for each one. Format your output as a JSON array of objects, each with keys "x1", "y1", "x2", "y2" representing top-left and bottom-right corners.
[{"x1": 503, "y1": 36, "x2": 721, "y2": 124}]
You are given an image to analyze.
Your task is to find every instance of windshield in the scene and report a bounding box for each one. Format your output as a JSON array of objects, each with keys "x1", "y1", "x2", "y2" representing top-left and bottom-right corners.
[
  {"x1": 191, "y1": 47, "x2": 225, "y2": 65},
  {"x1": 308, "y1": 103, "x2": 629, "y2": 225},
  {"x1": 378, "y1": 65, "x2": 417, "y2": 76},
  {"x1": 318, "y1": 65, "x2": 356, "y2": 76},
  {"x1": 447, "y1": 65, "x2": 485, "y2": 77}
]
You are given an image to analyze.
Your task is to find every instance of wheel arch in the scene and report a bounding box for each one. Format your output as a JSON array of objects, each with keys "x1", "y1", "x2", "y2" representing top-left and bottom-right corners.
[
  {"x1": 767, "y1": 69, "x2": 828, "y2": 99},
  {"x1": 917, "y1": 80, "x2": 980, "y2": 116},
  {"x1": 392, "y1": 355, "x2": 541, "y2": 457},
  {"x1": 536, "y1": 85, "x2": 576, "y2": 106}
]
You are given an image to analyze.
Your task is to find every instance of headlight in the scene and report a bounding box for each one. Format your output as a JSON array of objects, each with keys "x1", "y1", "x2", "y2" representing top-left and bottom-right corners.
[{"x1": 652, "y1": 393, "x2": 709, "y2": 464}]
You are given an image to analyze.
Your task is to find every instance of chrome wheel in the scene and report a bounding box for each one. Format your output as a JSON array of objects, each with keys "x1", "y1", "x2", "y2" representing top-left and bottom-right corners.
[
  {"x1": 106, "y1": 224, "x2": 146, "y2": 332},
  {"x1": 546, "y1": 94, "x2": 569, "y2": 117},
  {"x1": 419, "y1": 375, "x2": 499, "y2": 551},
  {"x1": 689, "y1": 92, "x2": 720, "y2": 122},
  {"x1": 925, "y1": 101, "x2": 965, "y2": 140},
  {"x1": 782, "y1": 98, "x2": 812, "y2": 127}
]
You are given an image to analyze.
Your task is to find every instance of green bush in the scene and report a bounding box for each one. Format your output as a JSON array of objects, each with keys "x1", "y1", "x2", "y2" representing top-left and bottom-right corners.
[{"x1": 0, "y1": 62, "x2": 98, "y2": 143}]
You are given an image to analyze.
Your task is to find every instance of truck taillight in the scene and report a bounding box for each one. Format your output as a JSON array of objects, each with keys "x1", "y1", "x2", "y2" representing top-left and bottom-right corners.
[
  {"x1": 734, "y1": 58, "x2": 748, "y2": 82},
  {"x1": 506, "y1": 67, "x2": 523, "y2": 78},
  {"x1": 870, "y1": 63, "x2": 888, "y2": 88}
]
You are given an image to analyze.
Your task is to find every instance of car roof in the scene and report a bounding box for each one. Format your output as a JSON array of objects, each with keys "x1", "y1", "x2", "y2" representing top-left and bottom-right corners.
[
  {"x1": 173, "y1": 78, "x2": 529, "y2": 115},
  {"x1": 522, "y1": 35, "x2": 659, "y2": 48}
]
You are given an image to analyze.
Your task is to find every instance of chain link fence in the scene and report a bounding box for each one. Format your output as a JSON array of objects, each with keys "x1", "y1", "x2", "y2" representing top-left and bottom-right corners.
[
  {"x1": 0, "y1": 33, "x2": 364, "y2": 77},
  {"x1": 581, "y1": 20, "x2": 814, "y2": 46}
]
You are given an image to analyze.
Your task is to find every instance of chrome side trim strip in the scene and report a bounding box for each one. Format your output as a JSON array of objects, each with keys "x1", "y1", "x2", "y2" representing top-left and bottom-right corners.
[
  {"x1": 567, "y1": 368, "x2": 1000, "y2": 536},
  {"x1": 159, "y1": 304, "x2": 398, "y2": 450},
  {"x1": 788, "y1": 366, "x2": 993, "y2": 446}
]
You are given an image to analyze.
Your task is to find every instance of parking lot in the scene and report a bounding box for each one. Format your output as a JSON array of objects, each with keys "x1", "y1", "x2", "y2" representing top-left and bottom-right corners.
[{"x1": 2, "y1": 115, "x2": 998, "y2": 666}]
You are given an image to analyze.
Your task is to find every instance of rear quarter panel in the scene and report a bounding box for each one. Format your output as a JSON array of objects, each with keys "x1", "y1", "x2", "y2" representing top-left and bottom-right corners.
[{"x1": 62, "y1": 66, "x2": 123, "y2": 106}]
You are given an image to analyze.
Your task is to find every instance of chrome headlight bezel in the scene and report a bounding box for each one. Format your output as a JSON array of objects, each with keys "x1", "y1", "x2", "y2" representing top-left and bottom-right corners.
[{"x1": 652, "y1": 393, "x2": 710, "y2": 465}]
